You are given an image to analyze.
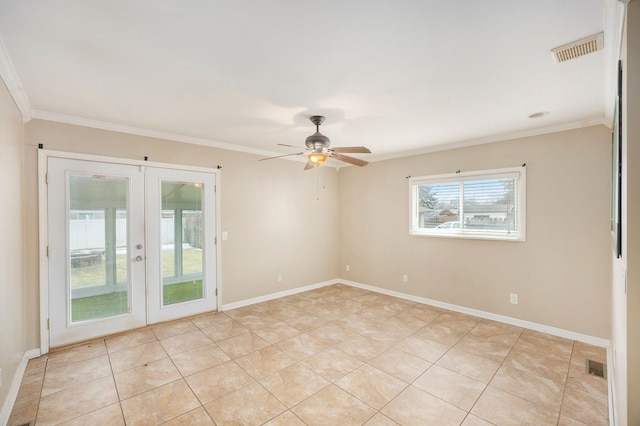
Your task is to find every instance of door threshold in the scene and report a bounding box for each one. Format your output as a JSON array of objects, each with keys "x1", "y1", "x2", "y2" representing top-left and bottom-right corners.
[{"x1": 48, "y1": 309, "x2": 220, "y2": 353}]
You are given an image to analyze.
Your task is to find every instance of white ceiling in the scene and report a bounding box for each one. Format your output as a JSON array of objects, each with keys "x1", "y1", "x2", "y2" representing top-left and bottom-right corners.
[{"x1": 0, "y1": 1, "x2": 622, "y2": 163}]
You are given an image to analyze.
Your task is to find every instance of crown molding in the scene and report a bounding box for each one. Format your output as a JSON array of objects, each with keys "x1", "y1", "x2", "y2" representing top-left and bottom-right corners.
[
  {"x1": 0, "y1": 36, "x2": 32, "y2": 122},
  {"x1": 367, "y1": 116, "x2": 606, "y2": 163},
  {"x1": 30, "y1": 109, "x2": 311, "y2": 163}
]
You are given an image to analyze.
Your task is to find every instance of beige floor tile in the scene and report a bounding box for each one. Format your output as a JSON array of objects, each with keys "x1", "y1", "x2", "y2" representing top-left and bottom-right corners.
[
  {"x1": 280, "y1": 311, "x2": 325, "y2": 331},
  {"x1": 114, "y1": 357, "x2": 182, "y2": 400},
  {"x1": 151, "y1": 319, "x2": 198, "y2": 340},
  {"x1": 436, "y1": 346, "x2": 502, "y2": 383},
  {"x1": 414, "y1": 323, "x2": 469, "y2": 346},
  {"x1": 121, "y1": 379, "x2": 200, "y2": 425},
  {"x1": 105, "y1": 329, "x2": 156, "y2": 353},
  {"x1": 301, "y1": 347, "x2": 364, "y2": 381},
  {"x1": 11, "y1": 285, "x2": 611, "y2": 426},
  {"x1": 561, "y1": 382, "x2": 609, "y2": 426},
  {"x1": 216, "y1": 331, "x2": 270, "y2": 358},
  {"x1": 471, "y1": 386, "x2": 559, "y2": 425},
  {"x1": 384, "y1": 311, "x2": 430, "y2": 333},
  {"x1": 204, "y1": 382, "x2": 286, "y2": 425},
  {"x1": 234, "y1": 313, "x2": 282, "y2": 331},
  {"x1": 461, "y1": 414, "x2": 495, "y2": 425},
  {"x1": 190, "y1": 311, "x2": 231, "y2": 329},
  {"x1": 468, "y1": 320, "x2": 523, "y2": 346},
  {"x1": 514, "y1": 331, "x2": 574, "y2": 360},
  {"x1": 381, "y1": 385, "x2": 467, "y2": 425},
  {"x1": 558, "y1": 414, "x2": 593, "y2": 425},
  {"x1": 46, "y1": 341, "x2": 107, "y2": 369},
  {"x1": 108, "y1": 340, "x2": 168, "y2": 373},
  {"x1": 235, "y1": 345, "x2": 296, "y2": 380},
  {"x1": 200, "y1": 318, "x2": 248, "y2": 342},
  {"x1": 185, "y1": 361, "x2": 255, "y2": 404},
  {"x1": 42, "y1": 354, "x2": 112, "y2": 396},
  {"x1": 159, "y1": 329, "x2": 213, "y2": 356},
  {"x1": 292, "y1": 384, "x2": 376, "y2": 426},
  {"x1": 171, "y1": 343, "x2": 230, "y2": 376},
  {"x1": 453, "y1": 334, "x2": 513, "y2": 362},
  {"x1": 333, "y1": 332, "x2": 389, "y2": 362},
  {"x1": 252, "y1": 321, "x2": 301, "y2": 344},
  {"x1": 490, "y1": 365, "x2": 564, "y2": 410},
  {"x1": 503, "y1": 348, "x2": 570, "y2": 383},
  {"x1": 336, "y1": 364, "x2": 407, "y2": 410},
  {"x1": 359, "y1": 320, "x2": 413, "y2": 346},
  {"x1": 24, "y1": 356, "x2": 48, "y2": 376},
  {"x1": 572, "y1": 341, "x2": 607, "y2": 363},
  {"x1": 394, "y1": 334, "x2": 450, "y2": 362},
  {"x1": 58, "y1": 403, "x2": 124, "y2": 426},
  {"x1": 364, "y1": 413, "x2": 400, "y2": 425},
  {"x1": 567, "y1": 360, "x2": 608, "y2": 400},
  {"x1": 163, "y1": 406, "x2": 215, "y2": 425},
  {"x1": 414, "y1": 365, "x2": 485, "y2": 411},
  {"x1": 36, "y1": 376, "x2": 118, "y2": 425},
  {"x1": 276, "y1": 332, "x2": 328, "y2": 360},
  {"x1": 336, "y1": 313, "x2": 381, "y2": 334},
  {"x1": 263, "y1": 410, "x2": 307, "y2": 425},
  {"x1": 259, "y1": 364, "x2": 330, "y2": 407},
  {"x1": 369, "y1": 347, "x2": 432, "y2": 383},
  {"x1": 307, "y1": 323, "x2": 359, "y2": 346},
  {"x1": 8, "y1": 397, "x2": 39, "y2": 426}
]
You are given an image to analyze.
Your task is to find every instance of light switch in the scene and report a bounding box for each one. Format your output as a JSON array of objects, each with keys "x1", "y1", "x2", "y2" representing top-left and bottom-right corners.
[{"x1": 222, "y1": 231, "x2": 228, "y2": 241}]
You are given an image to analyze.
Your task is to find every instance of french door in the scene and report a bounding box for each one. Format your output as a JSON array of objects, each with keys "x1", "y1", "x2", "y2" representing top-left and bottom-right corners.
[{"x1": 47, "y1": 157, "x2": 217, "y2": 347}]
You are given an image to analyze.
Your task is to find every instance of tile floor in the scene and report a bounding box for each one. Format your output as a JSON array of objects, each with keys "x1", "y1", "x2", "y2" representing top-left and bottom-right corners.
[{"x1": 9, "y1": 284, "x2": 609, "y2": 425}]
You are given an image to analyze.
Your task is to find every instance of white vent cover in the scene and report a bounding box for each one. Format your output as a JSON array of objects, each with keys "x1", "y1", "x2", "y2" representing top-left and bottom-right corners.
[{"x1": 550, "y1": 32, "x2": 604, "y2": 63}]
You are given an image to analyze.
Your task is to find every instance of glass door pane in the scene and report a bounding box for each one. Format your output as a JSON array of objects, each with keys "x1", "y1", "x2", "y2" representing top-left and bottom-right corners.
[
  {"x1": 69, "y1": 175, "x2": 129, "y2": 322},
  {"x1": 161, "y1": 182, "x2": 204, "y2": 305}
]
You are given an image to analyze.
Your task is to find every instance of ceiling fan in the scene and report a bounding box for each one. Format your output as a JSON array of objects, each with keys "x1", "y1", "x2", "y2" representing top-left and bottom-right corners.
[{"x1": 260, "y1": 115, "x2": 371, "y2": 170}]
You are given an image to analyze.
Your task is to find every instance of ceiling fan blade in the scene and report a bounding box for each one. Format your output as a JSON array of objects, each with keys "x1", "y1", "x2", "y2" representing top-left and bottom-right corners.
[
  {"x1": 277, "y1": 143, "x2": 298, "y2": 148},
  {"x1": 259, "y1": 152, "x2": 304, "y2": 161},
  {"x1": 304, "y1": 161, "x2": 315, "y2": 170},
  {"x1": 331, "y1": 146, "x2": 371, "y2": 154},
  {"x1": 332, "y1": 153, "x2": 369, "y2": 167}
]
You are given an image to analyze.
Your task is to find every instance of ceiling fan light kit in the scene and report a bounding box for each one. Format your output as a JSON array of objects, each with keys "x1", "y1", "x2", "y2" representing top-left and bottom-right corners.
[{"x1": 259, "y1": 115, "x2": 372, "y2": 170}]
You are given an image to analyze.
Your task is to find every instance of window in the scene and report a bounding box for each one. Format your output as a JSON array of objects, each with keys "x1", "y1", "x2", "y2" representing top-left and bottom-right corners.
[{"x1": 410, "y1": 167, "x2": 526, "y2": 241}]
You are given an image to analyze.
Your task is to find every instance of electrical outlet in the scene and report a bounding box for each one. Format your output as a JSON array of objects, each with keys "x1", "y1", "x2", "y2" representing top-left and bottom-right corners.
[
  {"x1": 402, "y1": 274, "x2": 409, "y2": 283},
  {"x1": 277, "y1": 273, "x2": 283, "y2": 282},
  {"x1": 510, "y1": 293, "x2": 518, "y2": 304},
  {"x1": 346, "y1": 264, "x2": 350, "y2": 272}
]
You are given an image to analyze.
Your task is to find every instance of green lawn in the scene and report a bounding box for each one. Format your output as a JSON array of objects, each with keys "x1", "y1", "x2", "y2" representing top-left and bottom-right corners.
[
  {"x1": 71, "y1": 247, "x2": 202, "y2": 289},
  {"x1": 72, "y1": 280, "x2": 204, "y2": 322}
]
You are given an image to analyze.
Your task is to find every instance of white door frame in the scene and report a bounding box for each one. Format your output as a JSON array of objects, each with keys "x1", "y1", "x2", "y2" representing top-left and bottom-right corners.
[{"x1": 38, "y1": 149, "x2": 222, "y2": 354}]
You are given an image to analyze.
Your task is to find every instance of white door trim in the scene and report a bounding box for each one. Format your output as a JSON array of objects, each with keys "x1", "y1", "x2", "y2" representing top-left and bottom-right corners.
[{"x1": 38, "y1": 149, "x2": 221, "y2": 353}]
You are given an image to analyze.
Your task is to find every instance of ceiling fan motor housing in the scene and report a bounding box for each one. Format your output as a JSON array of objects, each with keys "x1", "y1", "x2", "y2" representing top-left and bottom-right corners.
[{"x1": 305, "y1": 132, "x2": 330, "y2": 151}]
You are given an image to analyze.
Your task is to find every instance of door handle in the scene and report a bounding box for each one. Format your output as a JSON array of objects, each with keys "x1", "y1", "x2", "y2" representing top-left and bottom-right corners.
[{"x1": 135, "y1": 255, "x2": 144, "y2": 262}]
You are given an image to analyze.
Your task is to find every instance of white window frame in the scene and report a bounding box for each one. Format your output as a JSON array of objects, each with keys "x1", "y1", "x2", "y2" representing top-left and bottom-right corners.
[{"x1": 409, "y1": 166, "x2": 526, "y2": 241}]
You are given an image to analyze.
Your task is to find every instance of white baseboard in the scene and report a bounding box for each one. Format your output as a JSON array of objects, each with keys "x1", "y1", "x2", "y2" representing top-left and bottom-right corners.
[
  {"x1": 0, "y1": 348, "x2": 41, "y2": 426},
  {"x1": 339, "y1": 279, "x2": 611, "y2": 348},
  {"x1": 220, "y1": 279, "x2": 338, "y2": 311}
]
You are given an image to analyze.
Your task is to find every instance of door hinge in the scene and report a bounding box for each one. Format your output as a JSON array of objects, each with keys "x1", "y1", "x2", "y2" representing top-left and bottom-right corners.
[
  {"x1": 46, "y1": 246, "x2": 49, "y2": 257},
  {"x1": 47, "y1": 319, "x2": 50, "y2": 330},
  {"x1": 215, "y1": 288, "x2": 218, "y2": 296},
  {"x1": 214, "y1": 236, "x2": 217, "y2": 245},
  {"x1": 45, "y1": 172, "x2": 48, "y2": 185}
]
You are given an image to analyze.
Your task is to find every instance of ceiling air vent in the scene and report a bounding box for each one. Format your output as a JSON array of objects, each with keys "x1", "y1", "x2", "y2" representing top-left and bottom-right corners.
[{"x1": 550, "y1": 32, "x2": 604, "y2": 63}]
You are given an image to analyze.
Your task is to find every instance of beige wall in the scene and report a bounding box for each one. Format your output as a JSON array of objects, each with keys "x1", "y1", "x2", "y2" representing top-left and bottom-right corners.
[
  {"x1": 339, "y1": 126, "x2": 612, "y2": 338},
  {"x1": 0, "y1": 79, "x2": 26, "y2": 410},
  {"x1": 22, "y1": 119, "x2": 339, "y2": 347}
]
